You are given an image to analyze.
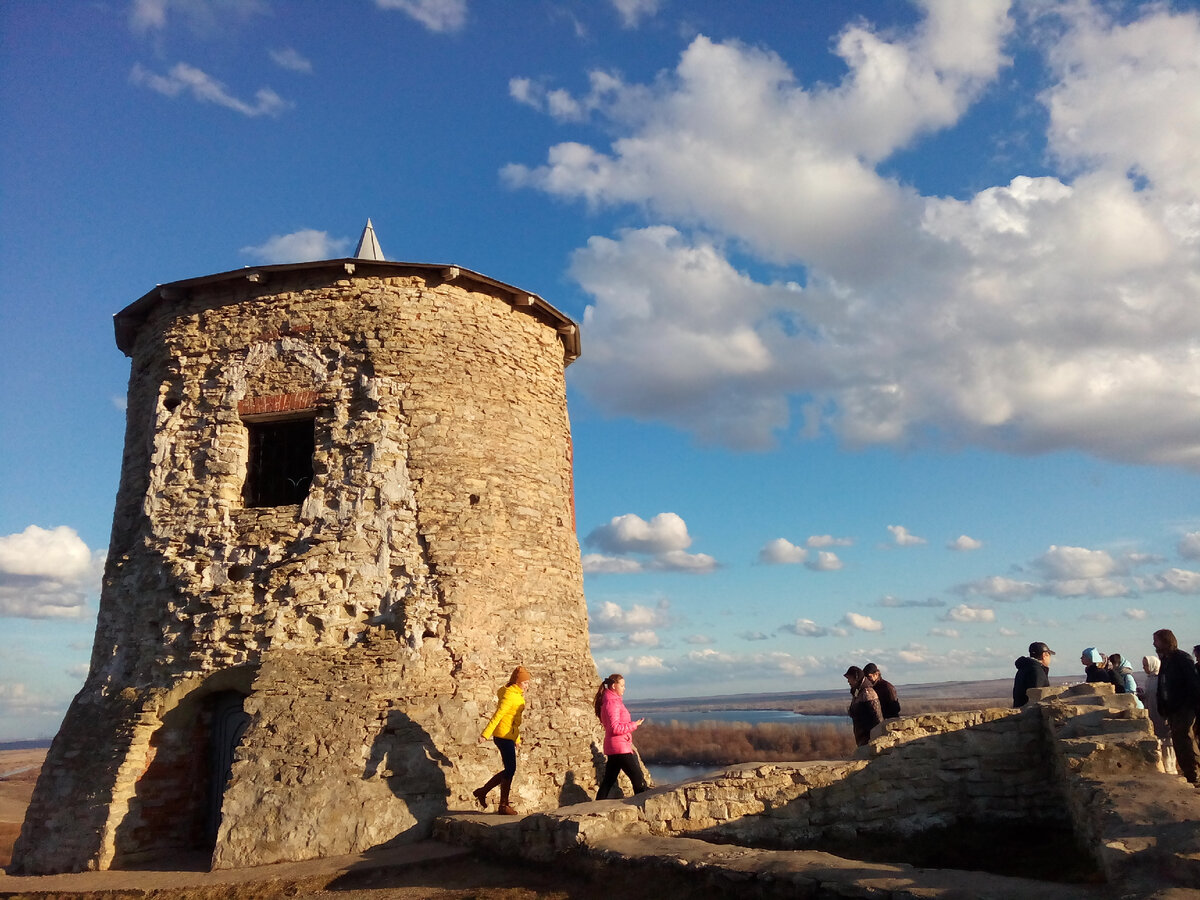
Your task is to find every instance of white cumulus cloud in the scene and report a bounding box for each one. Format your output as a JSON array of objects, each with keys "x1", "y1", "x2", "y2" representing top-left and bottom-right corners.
[
  {"x1": 807, "y1": 535, "x2": 854, "y2": 548},
  {"x1": 241, "y1": 229, "x2": 352, "y2": 264},
  {"x1": 758, "y1": 538, "x2": 807, "y2": 565},
  {"x1": 611, "y1": 0, "x2": 661, "y2": 29},
  {"x1": 131, "y1": 62, "x2": 290, "y2": 117},
  {"x1": 582, "y1": 554, "x2": 644, "y2": 574},
  {"x1": 0, "y1": 525, "x2": 99, "y2": 619},
  {"x1": 269, "y1": 47, "x2": 313, "y2": 74},
  {"x1": 948, "y1": 535, "x2": 983, "y2": 551},
  {"x1": 375, "y1": 0, "x2": 466, "y2": 32},
  {"x1": 943, "y1": 604, "x2": 996, "y2": 623},
  {"x1": 1179, "y1": 532, "x2": 1200, "y2": 559},
  {"x1": 585, "y1": 512, "x2": 717, "y2": 572},
  {"x1": 649, "y1": 549, "x2": 719, "y2": 573},
  {"x1": 879, "y1": 595, "x2": 945, "y2": 608},
  {"x1": 507, "y1": 3, "x2": 1200, "y2": 469},
  {"x1": 805, "y1": 550, "x2": 843, "y2": 571},
  {"x1": 781, "y1": 618, "x2": 830, "y2": 638},
  {"x1": 955, "y1": 575, "x2": 1038, "y2": 601},
  {"x1": 1035, "y1": 545, "x2": 1121, "y2": 580},
  {"x1": 590, "y1": 598, "x2": 672, "y2": 633},
  {"x1": 841, "y1": 612, "x2": 883, "y2": 632},
  {"x1": 888, "y1": 525, "x2": 927, "y2": 547},
  {"x1": 594, "y1": 654, "x2": 666, "y2": 674},
  {"x1": 1148, "y1": 568, "x2": 1200, "y2": 594},
  {"x1": 587, "y1": 512, "x2": 692, "y2": 555},
  {"x1": 129, "y1": 0, "x2": 268, "y2": 36}
]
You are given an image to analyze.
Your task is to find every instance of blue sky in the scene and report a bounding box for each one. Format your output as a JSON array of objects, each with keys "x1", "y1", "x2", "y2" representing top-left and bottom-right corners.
[{"x1": 2, "y1": 0, "x2": 1199, "y2": 740}]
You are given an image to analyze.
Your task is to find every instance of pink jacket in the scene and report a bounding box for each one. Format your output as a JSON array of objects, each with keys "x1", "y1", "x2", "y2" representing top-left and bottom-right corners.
[{"x1": 600, "y1": 688, "x2": 638, "y2": 755}]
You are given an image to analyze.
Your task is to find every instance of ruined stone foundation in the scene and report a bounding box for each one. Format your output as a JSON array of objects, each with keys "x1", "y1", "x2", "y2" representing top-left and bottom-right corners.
[{"x1": 12, "y1": 260, "x2": 599, "y2": 873}]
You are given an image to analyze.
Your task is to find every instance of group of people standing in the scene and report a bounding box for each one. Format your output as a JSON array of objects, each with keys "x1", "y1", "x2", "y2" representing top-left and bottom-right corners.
[
  {"x1": 1012, "y1": 629, "x2": 1200, "y2": 786},
  {"x1": 472, "y1": 667, "x2": 649, "y2": 815},
  {"x1": 471, "y1": 631, "x2": 1200, "y2": 817},
  {"x1": 843, "y1": 663, "x2": 901, "y2": 746}
]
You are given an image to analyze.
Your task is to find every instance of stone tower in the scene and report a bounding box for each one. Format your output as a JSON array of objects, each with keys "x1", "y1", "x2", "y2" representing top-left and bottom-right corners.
[{"x1": 13, "y1": 227, "x2": 600, "y2": 873}]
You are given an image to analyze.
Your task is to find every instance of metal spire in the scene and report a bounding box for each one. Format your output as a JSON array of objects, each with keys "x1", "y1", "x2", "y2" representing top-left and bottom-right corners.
[{"x1": 353, "y1": 218, "x2": 385, "y2": 261}]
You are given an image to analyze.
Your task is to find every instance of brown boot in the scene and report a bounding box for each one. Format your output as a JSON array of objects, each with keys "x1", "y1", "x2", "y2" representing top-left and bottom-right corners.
[
  {"x1": 498, "y1": 776, "x2": 518, "y2": 815},
  {"x1": 474, "y1": 771, "x2": 504, "y2": 809}
]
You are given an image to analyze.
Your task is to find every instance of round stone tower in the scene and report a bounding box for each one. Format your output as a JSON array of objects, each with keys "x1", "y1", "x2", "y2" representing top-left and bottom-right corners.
[{"x1": 12, "y1": 229, "x2": 599, "y2": 873}]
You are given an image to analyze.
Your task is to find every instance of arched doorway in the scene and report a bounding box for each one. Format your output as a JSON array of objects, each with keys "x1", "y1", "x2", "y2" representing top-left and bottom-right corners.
[
  {"x1": 205, "y1": 690, "x2": 251, "y2": 846},
  {"x1": 109, "y1": 668, "x2": 256, "y2": 867}
]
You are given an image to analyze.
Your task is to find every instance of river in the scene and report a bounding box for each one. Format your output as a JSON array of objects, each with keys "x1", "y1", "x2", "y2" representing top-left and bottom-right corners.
[
  {"x1": 631, "y1": 708, "x2": 848, "y2": 785},
  {"x1": 633, "y1": 709, "x2": 844, "y2": 726}
]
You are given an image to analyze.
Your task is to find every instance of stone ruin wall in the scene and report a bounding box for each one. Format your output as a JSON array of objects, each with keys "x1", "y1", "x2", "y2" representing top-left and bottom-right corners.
[
  {"x1": 13, "y1": 266, "x2": 600, "y2": 874},
  {"x1": 441, "y1": 682, "x2": 1163, "y2": 887},
  {"x1": 577, "y1": 706, "x2": 1072, "y2": 850}
]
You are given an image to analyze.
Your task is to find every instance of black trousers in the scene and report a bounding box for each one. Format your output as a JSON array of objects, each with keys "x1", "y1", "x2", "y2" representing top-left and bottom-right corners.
[
  {"x1": 597, "y1": 752, "x2": 648, "y2": 800},
  {"x1": 1169, "y1": 709, "x2": 1198, "y2": 783}
]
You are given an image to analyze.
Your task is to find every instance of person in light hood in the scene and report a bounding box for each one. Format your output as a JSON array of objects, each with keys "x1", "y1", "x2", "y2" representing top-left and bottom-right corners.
[{"x1": 1108, "y1": 653, "x2": 1143, "y2": 708}]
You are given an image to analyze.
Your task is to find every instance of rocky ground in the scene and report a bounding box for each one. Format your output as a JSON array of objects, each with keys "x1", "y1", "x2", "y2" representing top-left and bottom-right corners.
[
  {"x1": 0, "y1": 749, "x2": 634, "y2": 899},
  {"x1": 0, "y1": 748, "x2": 41, "y2": 872}
]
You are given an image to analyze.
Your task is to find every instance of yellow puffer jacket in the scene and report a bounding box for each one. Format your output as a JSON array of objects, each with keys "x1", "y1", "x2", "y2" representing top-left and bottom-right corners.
[{"x1": 481, "y1": 683, "x2": 525, "y2": 743}]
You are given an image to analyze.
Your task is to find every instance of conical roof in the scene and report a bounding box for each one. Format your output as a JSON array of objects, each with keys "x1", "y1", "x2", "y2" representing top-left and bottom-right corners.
[{"x1": 354, "y1": 218, "x2": 385, "y2": 261}]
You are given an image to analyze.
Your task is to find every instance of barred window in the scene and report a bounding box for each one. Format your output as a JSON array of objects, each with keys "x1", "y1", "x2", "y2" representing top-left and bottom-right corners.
[{"x1": 243, "y1": 417, "x2": 314, "y2": 508}]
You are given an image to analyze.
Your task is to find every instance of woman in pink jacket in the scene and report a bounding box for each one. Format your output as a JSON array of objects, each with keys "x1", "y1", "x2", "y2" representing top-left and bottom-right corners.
[{"x1": 594, "y1": 672, "x2": 649, "y2": 800}]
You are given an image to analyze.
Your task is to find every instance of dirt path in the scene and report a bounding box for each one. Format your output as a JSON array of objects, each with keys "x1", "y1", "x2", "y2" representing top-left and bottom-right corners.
[{"x1": 0, "y1": 749, "x2": 622, "y2": 899}]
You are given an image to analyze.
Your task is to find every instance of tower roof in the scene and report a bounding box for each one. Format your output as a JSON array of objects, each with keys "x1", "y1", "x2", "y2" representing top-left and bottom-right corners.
[{"x1": 353, "y1": 219, "x2": 385, "y2": 261}]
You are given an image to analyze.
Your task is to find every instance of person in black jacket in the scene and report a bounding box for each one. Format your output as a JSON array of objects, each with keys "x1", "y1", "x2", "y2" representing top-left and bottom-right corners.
[
  {"x1": 1081, "y1": 647, "x2": 1116, "y2": 685},
  {"x1": 863, "y1": 663, "x2": 901, "y2": 719},
  {"x1": 1014, "y1": 641, "x2": 1054, "y2": 707},
  {"x1": 1154, "y1": 628, "x2": 1200, "y2": 785},
  {"x1": 844, "y1": 666, "x2": 882, "y2": 747}
]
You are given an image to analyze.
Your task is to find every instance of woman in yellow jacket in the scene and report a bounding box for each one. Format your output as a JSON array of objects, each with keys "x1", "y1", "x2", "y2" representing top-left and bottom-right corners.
[{"x1": 473, "y1": 665, "x2": 529, "y2": 815}]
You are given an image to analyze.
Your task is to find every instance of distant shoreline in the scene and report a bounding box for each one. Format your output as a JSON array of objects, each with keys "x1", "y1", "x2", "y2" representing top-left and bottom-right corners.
[
  {"x1": 0, "y1": 739, "x2": 51, "y2": 752},
  {"x1": 1, "y1": 676, "x2": 1090, "y2": 744},
  {"x1": 628, "y1": 675, "x2": 1080, "y2": 715}
]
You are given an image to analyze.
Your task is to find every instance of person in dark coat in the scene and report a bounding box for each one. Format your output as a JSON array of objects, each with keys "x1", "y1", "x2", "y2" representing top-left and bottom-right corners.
[
  {"x1": 1194, "y1": 644, "x2": 1200, "y2": 754},
  {"x1": 844, "y1": 666, "x2": 882, "y2": 747},
  {"x1": 863, "y1": 663, "x2": 900, "y2": 719},
  {"x1": 1013, "y1": 641, "x2": 1054, "y2": 707},
  {"x1": 1154, "y1": 629, "x2": 1200, "y2": 785},
  {"x1": 1081, "y1": 647, "x2": 1115, "y2": 685}
]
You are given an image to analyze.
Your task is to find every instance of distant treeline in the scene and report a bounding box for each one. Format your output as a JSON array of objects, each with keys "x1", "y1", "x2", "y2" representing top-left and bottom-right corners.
[
  {"x1": 636, "y1": 695, "x2": 1012, "y2": 767},
  {"x1": 636, "y1": 720, "x2": 856, "y2": 766}
]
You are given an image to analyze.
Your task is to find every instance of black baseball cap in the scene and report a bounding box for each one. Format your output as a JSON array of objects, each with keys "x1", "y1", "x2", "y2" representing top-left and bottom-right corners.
[{"x1": 1029, "y1": 641, "x2": 1055, "y2": 657}]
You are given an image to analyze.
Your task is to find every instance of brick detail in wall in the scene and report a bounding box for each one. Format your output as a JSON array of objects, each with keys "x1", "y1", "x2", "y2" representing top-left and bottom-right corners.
[{"x1": 238, "y1": 391, "x2": 319, "y2": 417}]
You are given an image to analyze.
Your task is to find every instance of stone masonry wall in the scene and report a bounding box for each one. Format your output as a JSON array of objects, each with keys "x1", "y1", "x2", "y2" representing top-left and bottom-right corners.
[
  {"x1": 569, "y1": 705, "x2": 1069, "y2": 851},
  {"x1": 14, "y1": 266, "x2": 598, "y2": 874},
  {"x1": 438, "y1": 683, "x2": 1168, "y2": 889}
]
